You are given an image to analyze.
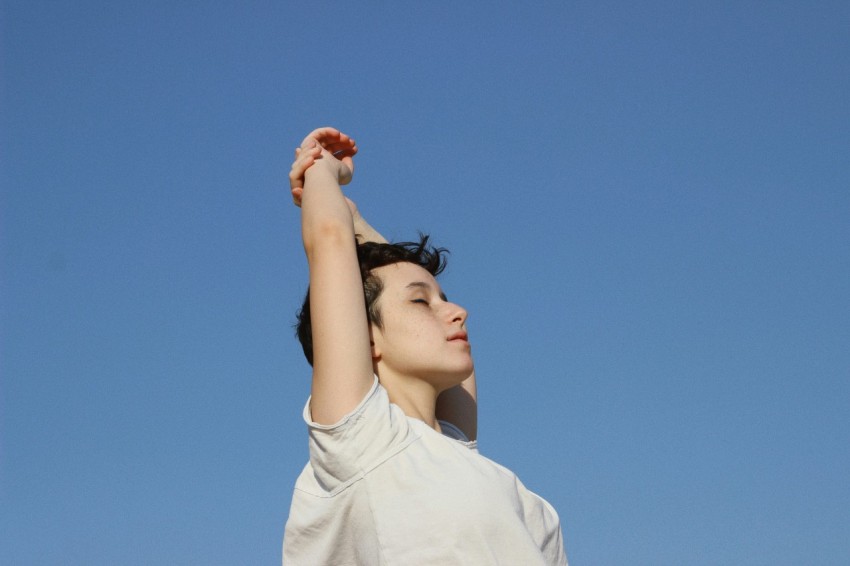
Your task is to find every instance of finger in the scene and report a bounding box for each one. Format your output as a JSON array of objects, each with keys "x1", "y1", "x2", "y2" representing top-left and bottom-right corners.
[
  {"x1": 301, "y1": 129, "x2": 340, "y2": 149},
  {"x1": 294, "y1": 144, "x2": 321, "y2": 160},
  {"x1": 325, "y1": 141, "x2": 358, "y2": 157},
  {"x1": 293, "y1": 143, "x2": 320, "y2": 160},
  {"x1": 291, "y1": 186, "x2": 303, "y2": 207},
  {"x1": 340, "y1": 155, "x2": 355, "y2": 175},
  {"x1": 332, "y1": 147, "x2": 357, "y2": 160},
  {"x1": 289, "y1": 152, "x2": 317, "y2": 189},
  {"x1": 290, "y1": 147, "x2": 319, "y2": 173},
  {"x1": 289, "y1": 161, "x2": 313, "y2": 188},
  {"x1": 311, "y1": 127, "x2": 352, "y2": 146},
  {"x1": 288, "y1": 168, "x2": 304, "y2": 191},
  {"x1": 301, "y1": 127, "x2": 353, "y2": 149},
  {"x1": 321, "y1": 134, "x2": 354, "y2": 147},
  {"x1": 299, "y1": 136, "x2": 321, "y2": 151},
  {"x1": 306, "y1": 126, "x2": 341, "y2": 140},
  {"x1": 292, "y1": 146, "x2": 322, "y2": 169}
]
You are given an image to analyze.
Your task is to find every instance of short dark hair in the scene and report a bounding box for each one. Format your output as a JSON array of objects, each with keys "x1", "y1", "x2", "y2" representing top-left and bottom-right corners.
[{"x1": 295, "y1": 234, "x2": 448, "y2": 366}]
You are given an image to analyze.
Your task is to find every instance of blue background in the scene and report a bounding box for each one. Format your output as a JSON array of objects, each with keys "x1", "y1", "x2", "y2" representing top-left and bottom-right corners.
[{"x1": 2, "y1": 2, "x2": 848, "y2": 564}]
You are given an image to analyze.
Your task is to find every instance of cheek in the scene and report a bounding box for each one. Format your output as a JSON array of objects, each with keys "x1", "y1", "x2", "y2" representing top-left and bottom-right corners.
[
  {"x1": 398, "y1": 320, "x2": 425, "y2": 344},
  {"x1": 384, "y1": 315, "x2": 429, "y2": 349},
  {"x1": 378, "y1": 311, "x2": 414, "y2": 344}
]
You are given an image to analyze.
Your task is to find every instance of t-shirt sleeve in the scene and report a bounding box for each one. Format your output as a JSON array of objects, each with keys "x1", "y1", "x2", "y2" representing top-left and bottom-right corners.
[
  {"x1": 302, "y1": 377, "x2": 419, "y2": 493},
  {"x1": 437, "y1": 419, "x2": 479, "y2": 452}
]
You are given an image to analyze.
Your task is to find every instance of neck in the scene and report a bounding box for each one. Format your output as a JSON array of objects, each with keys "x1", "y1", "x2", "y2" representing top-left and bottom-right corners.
[{"x1": 375, "y1": 367, "x2": 442, "y2": 432}]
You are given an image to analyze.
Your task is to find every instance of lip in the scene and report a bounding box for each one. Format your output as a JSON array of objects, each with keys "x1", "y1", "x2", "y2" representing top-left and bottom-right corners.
[{"x1": 447, "y1": 331, "x2": 469, "y2": 343}]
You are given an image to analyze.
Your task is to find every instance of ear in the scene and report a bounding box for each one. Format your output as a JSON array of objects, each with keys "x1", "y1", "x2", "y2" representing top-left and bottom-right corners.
[{"x1": 369, "y1": 325, "x2": 382, "y2": 361}]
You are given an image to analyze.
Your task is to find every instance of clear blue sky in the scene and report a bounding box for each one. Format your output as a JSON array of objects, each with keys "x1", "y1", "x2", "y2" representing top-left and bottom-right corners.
[{"x1": 2, "y1": 2, "x2": 848, "y2": 564}]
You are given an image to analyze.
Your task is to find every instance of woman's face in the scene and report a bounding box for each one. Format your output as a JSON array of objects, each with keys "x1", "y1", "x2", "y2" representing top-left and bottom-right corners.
[{"x1": 370, "y1": 262, "x2": 473, "y2": 390}]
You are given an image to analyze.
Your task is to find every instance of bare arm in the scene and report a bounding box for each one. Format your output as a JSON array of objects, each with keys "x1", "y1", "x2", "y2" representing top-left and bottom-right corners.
[
  {"x1": 346, "y1": 201, "x2": 479, "y2": 440},
  {"x1": 436, "y1": 377, "x2": 478, "y2": 441},
  {"x1": 348, "y1": 200, "x2": 388, "y2": 245},
  {"x1": 291, "y1": 132, "x2": 478, "y2": 437},
  {"x1": 290, "y1": 128, "x2": 374, "y2": 425}
]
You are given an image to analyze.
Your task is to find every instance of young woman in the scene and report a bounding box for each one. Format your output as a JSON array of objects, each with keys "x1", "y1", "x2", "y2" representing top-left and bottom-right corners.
[{"x1": 283, "y1": 128, "x2": 567, "y2": 565}]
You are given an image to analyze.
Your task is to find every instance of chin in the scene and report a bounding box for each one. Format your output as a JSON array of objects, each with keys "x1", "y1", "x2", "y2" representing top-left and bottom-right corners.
[{"x1": 434, "y1": 364, "x2": 474, "y2": 388}]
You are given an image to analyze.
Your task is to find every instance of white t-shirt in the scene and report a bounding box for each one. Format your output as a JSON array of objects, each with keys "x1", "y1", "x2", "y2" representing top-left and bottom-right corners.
[{"x1": 283, "y1": 378, "x2": 567, "y2": 565}]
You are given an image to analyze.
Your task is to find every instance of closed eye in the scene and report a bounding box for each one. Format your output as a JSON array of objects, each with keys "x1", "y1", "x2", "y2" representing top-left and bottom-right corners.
[{"x1": 411, "y1": 299, "x2": 429, "y2": 305}]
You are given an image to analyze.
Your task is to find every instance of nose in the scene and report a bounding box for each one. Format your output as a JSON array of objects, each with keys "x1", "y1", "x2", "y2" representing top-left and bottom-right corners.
[{"x1": 447, "y1": 301, "x2": 468, "y2": 325}]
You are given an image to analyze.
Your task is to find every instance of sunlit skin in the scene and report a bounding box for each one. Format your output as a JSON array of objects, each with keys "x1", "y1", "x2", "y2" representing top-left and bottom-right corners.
[
  {"x1": 290, "y1": 127, "x2": 477, "y2": 438},
  {"x1": 286, "y1": 127, "x2": 564, "y2": 565},
  {"x1": 369, "y1": 262, "x2": 474, "y2": 431}
]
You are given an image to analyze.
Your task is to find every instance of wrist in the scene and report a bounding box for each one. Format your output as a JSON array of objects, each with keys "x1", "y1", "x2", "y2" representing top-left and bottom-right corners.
[{"x1": 304, "y1": 162, "x2": 337, "y2": 181}]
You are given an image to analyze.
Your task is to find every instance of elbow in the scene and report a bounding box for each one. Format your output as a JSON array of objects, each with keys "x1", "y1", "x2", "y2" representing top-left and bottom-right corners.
[{"x1": 303, "y1": 219, "x2": 356, "y2": 257}]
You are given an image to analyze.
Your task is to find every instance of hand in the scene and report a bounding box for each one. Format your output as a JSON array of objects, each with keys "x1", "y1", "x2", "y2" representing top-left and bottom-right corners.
[{"x1": 289, "y1": 127, "x2": 357, "y2": 207}]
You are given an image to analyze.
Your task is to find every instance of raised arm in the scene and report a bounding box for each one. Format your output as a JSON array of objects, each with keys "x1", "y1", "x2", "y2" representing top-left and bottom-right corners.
[
  {"x1": 341, "y1": 200, "x2": 479, "y2": 441},
  {"x1": 291, "y1": 131, "x2": 477, "y2": 438},
  {"x1": 436, "y1": 376, "x2": 478, "y2": 441},
  {"x1": 290, "y1": 128, "x2": 374, "y2": 425}
]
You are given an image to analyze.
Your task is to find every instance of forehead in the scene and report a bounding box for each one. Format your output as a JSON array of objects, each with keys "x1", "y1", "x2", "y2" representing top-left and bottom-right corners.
[{"x1": 373, "y1": 262, "x2": 440, "y2": 293}]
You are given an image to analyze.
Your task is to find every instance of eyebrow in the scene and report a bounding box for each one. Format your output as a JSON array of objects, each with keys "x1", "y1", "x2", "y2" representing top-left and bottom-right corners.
[{"x1": 405, "y1": 281, "x2": 448, "y2": 302}]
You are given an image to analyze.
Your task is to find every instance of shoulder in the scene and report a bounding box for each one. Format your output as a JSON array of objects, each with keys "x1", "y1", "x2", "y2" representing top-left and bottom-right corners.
[{"x1": 302, "y1": 378, "x2": 421, "y2": 492}]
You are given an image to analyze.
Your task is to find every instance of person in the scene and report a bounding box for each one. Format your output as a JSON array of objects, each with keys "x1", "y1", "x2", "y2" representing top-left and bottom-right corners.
[{"x1": 282, "y1": 127, "x2": 567, "y2": 565}]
